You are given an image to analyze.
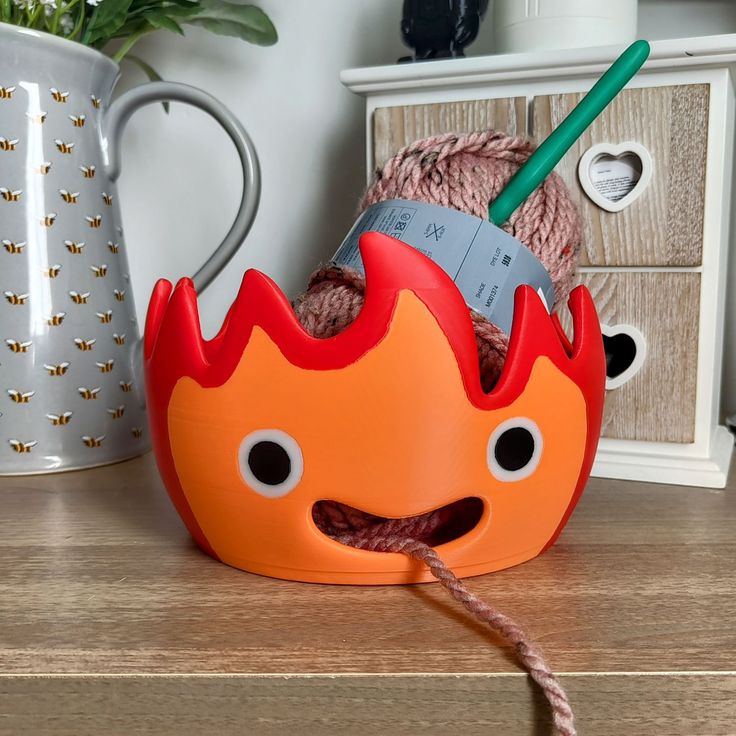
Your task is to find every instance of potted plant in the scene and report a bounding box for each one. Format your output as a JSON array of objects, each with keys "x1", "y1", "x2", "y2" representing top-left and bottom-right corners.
[{"x1": 1, "y1": 0, "x2": 276, "y2": 64}]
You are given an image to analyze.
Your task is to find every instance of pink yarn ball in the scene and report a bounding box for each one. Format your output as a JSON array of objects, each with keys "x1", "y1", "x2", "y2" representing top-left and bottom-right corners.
[{"x1": 294, "y1": 129, "x2": 581, "y2": 390}]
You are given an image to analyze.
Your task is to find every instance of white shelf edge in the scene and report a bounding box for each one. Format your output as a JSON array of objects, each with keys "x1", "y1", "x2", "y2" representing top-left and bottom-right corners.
[
  {"x1": 592, "y1": 426, "x2": 734, "y2": 488},
  {"x1": 341, "y1": 34, "x2": 736, "y2": 95}
]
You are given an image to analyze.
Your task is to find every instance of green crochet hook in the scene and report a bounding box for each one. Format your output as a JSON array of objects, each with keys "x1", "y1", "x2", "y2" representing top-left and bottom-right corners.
[{"x1": 488, "y1": 39, "x2": 650, "y2": 226}]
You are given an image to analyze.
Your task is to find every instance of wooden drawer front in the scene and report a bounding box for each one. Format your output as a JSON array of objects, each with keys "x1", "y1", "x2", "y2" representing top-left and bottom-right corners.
[
  {"x1": 372, "y1": 97, "x2": 527, "y2": 169},
  {"x1": 533, "y1": 84, "x2": 709, "y2": 267},
  {"x1": 561, "y1": 272, "x2": 700, "y2": 443}
]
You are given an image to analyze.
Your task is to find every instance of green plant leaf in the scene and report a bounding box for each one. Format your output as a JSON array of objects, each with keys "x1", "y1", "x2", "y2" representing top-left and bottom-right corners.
[
  {"x1": 111, "y1": 17, "x2": 151, "y2": 37},
  {"x1": 143, "y1": 10, "x2": 184, "y2": 34},
  {"x1": 124, "y1": 54, "x2": 170, "y2": 113},
  {"x1": 128, "y1": 0, "x2": 167, "y2": 10},
  {"x1": 83, "y1": 0, "x2": 135, "y2": 44},
  {"x1": 171, "y1": 1, "x2": 276, "y2": 46},
  {"x1": 128, "y1": 0, "x2": 193, "y2": 16},
  {"x1": 0, "y1": 0, "x2": 12, "y2": 25}
]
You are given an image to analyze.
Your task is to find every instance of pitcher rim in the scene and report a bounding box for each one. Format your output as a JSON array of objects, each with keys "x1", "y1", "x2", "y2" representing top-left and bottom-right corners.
[{"x1": 0, "y1": 20, "x2": 119, "y2": 75}]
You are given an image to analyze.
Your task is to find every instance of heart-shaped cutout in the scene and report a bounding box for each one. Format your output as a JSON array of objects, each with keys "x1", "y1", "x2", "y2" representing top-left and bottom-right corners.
[
  {"x1": 601, "y1": 323, "x2": 646, "y2": 390},
  {"x1": 578, "y1": 142, "x2": 653, "y2": 213}
]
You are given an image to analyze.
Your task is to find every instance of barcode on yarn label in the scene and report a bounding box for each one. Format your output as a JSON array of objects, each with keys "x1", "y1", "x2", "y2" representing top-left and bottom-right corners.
[{"x1": 332, "y1": 199, "x2": 555, "y2": 335}]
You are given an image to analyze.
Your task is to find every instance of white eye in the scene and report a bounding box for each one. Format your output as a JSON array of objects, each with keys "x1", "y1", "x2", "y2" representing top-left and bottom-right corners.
[
  {"x1": 238, "y1": 429, "x2": 303, "y2": 498},
  {"x1": 487, "y1": 417, "x2": 543, "y2": 482}
]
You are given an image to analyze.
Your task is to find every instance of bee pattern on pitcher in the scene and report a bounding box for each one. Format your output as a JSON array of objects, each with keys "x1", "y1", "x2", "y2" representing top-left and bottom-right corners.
[
  {"x1": 107, "y1": 405, "x2": 125, "y2": 419},
  {"x1": 47, "y1": 312, "x2": 66, "y2": 326},
  {"x1": 69, "y1": 114, "x2": 86, "y2": 127},
  {"x1": 82, "y1": 435, "x2": 105, "y2": 448},
  {"x1": 44, "y1": 362, "x2": 70, "y2": 376},
  {"x1": 0, "y1": 138, "x2": 19, "y2": 151},
  {"x1": 113, "y1": 289, "x2": 126, "y2": 302},
  {"x1": 90, "y1": 95, "x2": 102, "y2": 109},
  {"x1": 55, "y1": 140, "x2": 74, "y2": 154},
  {"x1": 86, "y1": 214, "x2": 102, "y2": 228},
  {"x1": 74, "y1": 338, "x2": 96, "y2": 351},
  {"x1": 8, "y1": 389, "x2": 35, "y2": 404},
  {"x1": 131, "y1": 427, "x2": 143, "y2": 439},
  {"x1": 27, "y1": 112, "x2": 47, "y2": 124},
  {"x1": 50, "y1": 88, "x2": 69, "y2": 103},
  {"x1": 0, "y1": 86, "x2": 16, "y2": 99},
  {"x1": 9, "y1": 439, "x2": 37, "y2": 453},
  {"x1": 96, "y1": 359, "x2": 114, "y2": 373},
  {"x1": 0, "y1": 188, "x2": 22, "y2": 202},
  {"x1": 47, "y1": 411, "x2": 72, "y2": 425},
  {"x1": 90, "y1": 264, "x2": 108, "y2": 278},
  {"x1": 107, "y1": 241, "x2": 119, "y2": 254},
  {"x1": 69, "y1": 291, "x2": 90, "y2": 304},
  {"x1": 113, "y1": 333, "x2": 126, "y2": 345},
  {"x1": 119, "y1": 380, "x2": 133, "y2": 392},
  {"x1": 4, "y1": 291, "x2": 29, "y2": 305},
  {"x1": 96, "y1": 310, "x2": 113, "y2": 324},
  {"x1": 37, "y1": 162, "x2": 52, "y2": 174},
  {"x1": 65, "y1": 240, "x2": 85, "y2": 254},
  {"x1": 44, "y1": 264, "x2": 62, "y2": 278},
  {"x1": 6, "y1": 339, "x2": 32, "y2": 353},
  {"x1": 3, "y1": 240, "x2": 25, "y2": 254},
  {"x1": 80, "y1": 164, "x2": 96, "y2": 178},
  {"x1": 78, "y1": 386, "x2": 101, "y2": 400},
  {"x1": 102, "y1": 192, "x2": 113, "y2": 206},
  {"x1": 41, "y1": 213, "x2": 57, "y2": 227},
  {"x1": 59, "y1": 189, "x2": 79, "y2": 203}
]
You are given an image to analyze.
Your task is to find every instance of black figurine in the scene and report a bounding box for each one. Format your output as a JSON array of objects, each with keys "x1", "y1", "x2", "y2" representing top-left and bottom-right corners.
[{"x1": 399, "y1": 0, "x2": 489, "y2": 63}]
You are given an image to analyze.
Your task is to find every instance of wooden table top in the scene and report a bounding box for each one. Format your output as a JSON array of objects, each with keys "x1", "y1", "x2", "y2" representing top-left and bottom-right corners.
[{"x1": 2, "y1": 453, "x2": 735, "y2": 735}]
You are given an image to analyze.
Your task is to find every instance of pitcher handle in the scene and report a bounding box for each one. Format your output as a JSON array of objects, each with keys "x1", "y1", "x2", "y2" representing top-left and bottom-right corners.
[{"x1": 103, "y1": 81, "x2": 260, "y2": 292}]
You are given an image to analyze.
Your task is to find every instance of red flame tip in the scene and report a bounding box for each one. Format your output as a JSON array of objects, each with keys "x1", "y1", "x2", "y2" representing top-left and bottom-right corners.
[{"x1": 145, "y1": 232, "x2": 604, "y2": 410}]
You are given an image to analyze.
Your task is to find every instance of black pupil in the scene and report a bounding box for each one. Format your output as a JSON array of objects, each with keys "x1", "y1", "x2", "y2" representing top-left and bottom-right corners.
[
  {"x1": 248, "y1": 440, "x2": 291, "y2": 486},
  {"x1": 494, "y1": 427, "x2": 535, "y2": 472}
]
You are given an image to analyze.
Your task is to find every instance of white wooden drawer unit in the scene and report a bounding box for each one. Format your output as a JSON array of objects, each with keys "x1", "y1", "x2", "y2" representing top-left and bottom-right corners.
[{"x1": 341, "y1": 36, "x2": 736, "y2": 487}]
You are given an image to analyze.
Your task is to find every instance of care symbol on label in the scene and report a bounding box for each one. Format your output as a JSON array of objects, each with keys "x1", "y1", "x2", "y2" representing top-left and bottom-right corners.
[{"x1": 425, "y1": 223, "x2": 445, "y2": 242}]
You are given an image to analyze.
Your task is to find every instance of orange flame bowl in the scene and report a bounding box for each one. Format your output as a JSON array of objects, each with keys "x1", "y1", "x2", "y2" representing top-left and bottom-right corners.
[{"x1": 144, "y1": 232, "x2": 605, "y2": 584}]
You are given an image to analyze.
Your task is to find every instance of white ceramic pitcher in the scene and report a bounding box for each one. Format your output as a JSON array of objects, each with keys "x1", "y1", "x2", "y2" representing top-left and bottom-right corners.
[{"x1": 0, "y1": 23, "x2": 260, "y2": 474}]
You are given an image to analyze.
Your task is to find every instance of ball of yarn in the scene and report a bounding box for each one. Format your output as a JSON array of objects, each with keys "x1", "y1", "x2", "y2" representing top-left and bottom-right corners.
[{"x1": 294, "y1": 129, "x2": 581, "y2": 391}]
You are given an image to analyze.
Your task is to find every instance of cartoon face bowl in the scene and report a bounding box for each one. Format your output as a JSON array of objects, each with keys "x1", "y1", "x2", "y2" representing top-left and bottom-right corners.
[{"x1": 144, "y1": 232, "x2": 605, "y2": 585}]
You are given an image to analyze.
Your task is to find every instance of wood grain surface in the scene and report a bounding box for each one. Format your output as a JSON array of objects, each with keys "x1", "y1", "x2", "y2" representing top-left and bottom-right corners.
[
  {"x1": 372, "y1": 97, "x2": 527, "y2": 169},
  {"x1": 2, "y1": 674, "x2": 735, "y2": 736},
  {"x1": 533, "y1": 84, "x2": 709, "y2": 266},
  {"x1": 560, "y1": 271, "x2": 701, "y2": 443},
  {"x1": 1, "y1": 453, "x2": 735, "y2": 734}
]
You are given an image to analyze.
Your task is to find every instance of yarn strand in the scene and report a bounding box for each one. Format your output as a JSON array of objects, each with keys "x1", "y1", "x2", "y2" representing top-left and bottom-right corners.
[
  {"x1": 333, "y1": 530, "x2": 576, "y2": 736},
  {"x1": 301, "y1": 128, "x2": 582, "y2": 733}
]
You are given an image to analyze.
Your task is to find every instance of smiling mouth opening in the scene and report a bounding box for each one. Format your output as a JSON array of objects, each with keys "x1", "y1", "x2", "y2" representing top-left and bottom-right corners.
[{"x1": 312, "y1": 497, "x2": 484, "y2": 548}]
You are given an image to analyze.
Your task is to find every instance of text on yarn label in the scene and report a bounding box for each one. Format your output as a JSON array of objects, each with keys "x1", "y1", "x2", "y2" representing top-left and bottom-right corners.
[{"x1": 332, "y1": 199, "x2": 554, "y2": 334}]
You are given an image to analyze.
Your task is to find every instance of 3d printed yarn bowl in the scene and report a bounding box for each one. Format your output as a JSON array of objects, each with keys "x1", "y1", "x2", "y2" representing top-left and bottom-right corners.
[{"x1": 144, "y1": 232, "x2": 605, "y2": 585}]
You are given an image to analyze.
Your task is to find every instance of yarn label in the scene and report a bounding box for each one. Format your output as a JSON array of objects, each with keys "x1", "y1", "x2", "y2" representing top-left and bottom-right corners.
[{"x1": 332, "y1": 199, "x2": 555, "y2": 335}]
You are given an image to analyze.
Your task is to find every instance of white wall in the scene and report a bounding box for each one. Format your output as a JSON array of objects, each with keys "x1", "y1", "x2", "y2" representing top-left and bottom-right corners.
[
  {"x1": 117, "y1": 0, "x2": 404, "y2": 338},
  {"x1": 118, "y1": 0, "x2": 736, "y2": 345}
]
